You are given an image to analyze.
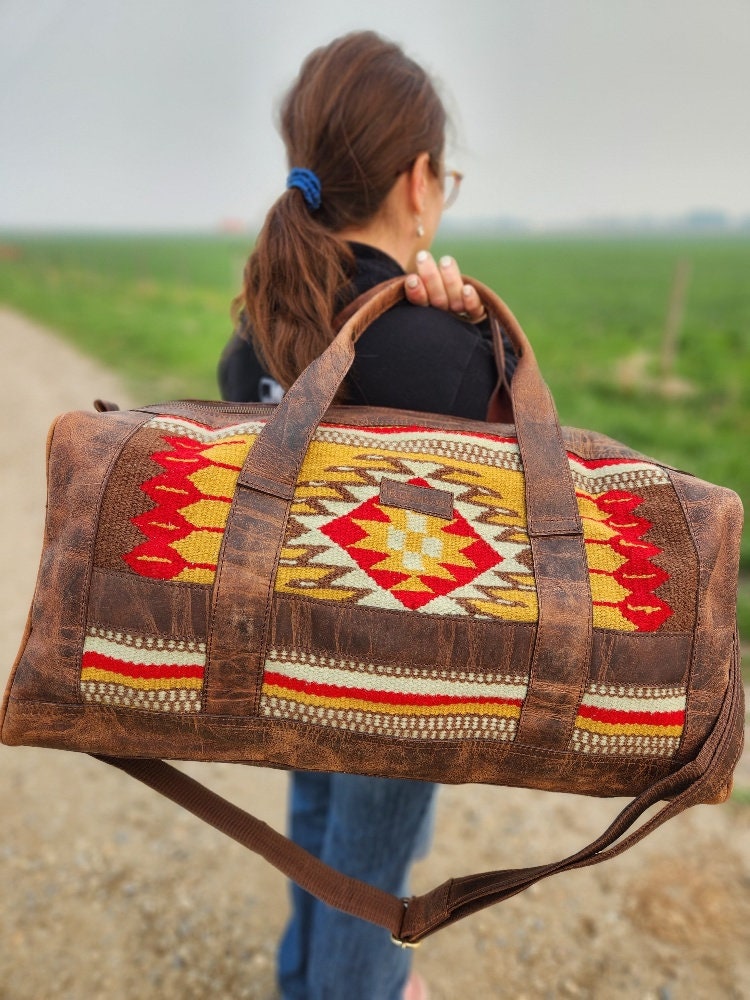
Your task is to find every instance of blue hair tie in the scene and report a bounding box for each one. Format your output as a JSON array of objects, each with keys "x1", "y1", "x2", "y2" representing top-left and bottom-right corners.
[{"x1": 286, "y1": 168, "x2": 322, "y2": 211}]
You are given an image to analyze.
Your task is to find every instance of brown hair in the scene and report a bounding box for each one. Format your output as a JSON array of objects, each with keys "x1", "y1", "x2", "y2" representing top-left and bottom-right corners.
[{"x1": 235, "y1": 31, "x2": 446, "y2": 389}]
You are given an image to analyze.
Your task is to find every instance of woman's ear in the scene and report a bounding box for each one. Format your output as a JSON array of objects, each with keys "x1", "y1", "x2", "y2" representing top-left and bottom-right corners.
[{"x1": 407, "y1": 152, "x2": 432, "y2": 215}]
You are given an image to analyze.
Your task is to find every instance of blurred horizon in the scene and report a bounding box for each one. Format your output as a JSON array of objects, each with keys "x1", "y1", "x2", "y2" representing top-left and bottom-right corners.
[
  {"x1": 1, "y1": 0, "x2": 748, "y2": 232},
  {"x1": 3, "y1": 208, "x2": 749, "y2": 239}
]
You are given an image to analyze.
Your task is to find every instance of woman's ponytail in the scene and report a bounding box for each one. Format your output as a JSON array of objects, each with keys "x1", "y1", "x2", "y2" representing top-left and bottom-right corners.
[
  {"x1": 236, "y1": 31, "x2": 446, "y2": 387},
  {"x1": 239, "y1": 188, "x2": 353, "y2": 390}
]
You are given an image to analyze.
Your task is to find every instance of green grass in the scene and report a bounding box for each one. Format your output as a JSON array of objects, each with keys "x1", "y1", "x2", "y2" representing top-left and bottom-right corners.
[
  {"x1": 0, "y1": 233, "x2": 251, "y2": 401},
  {"x1": 0, "y1": 231, "x2": 748, "y2": 655}
]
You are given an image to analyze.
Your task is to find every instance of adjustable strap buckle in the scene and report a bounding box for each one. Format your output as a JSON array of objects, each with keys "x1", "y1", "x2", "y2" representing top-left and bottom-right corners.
[
  {"x1": 390, "y1": 934, "x2": 420, "y2": 950},
  {"x1": 390, "y1": 898, "x2": 421, "y2": 949}
]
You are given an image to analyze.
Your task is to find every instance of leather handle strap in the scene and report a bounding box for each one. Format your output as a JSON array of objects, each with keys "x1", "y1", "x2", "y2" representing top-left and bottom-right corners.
[
  {"x1": 335, "y1": 281, "x2": 511, "y2": 424},
  {"x1": 238, "y1": 275, "x2": 581, "y2": 534},
  {"x1": 92, "y1": 635, "x2": 743, "y2": 943},
  {"x1": 233, "y1": 275, "x2": 592, "y2": 749}
]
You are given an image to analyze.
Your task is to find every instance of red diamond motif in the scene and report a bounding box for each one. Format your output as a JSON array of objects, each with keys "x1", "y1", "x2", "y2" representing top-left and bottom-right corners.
[{"x1": 321, "y1": 478, "x2": 502, "y2": 609}]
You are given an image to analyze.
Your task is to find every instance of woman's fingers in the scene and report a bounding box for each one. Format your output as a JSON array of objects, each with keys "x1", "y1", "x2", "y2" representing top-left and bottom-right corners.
[
  {"x1": 407, "y1": 252, "x2": 486, "y2": 322},
  {"x1": 405, "y1": 273, "x2": 429, "y2": 306},
  {"x1": 436, "y1": 255, "x2": 467, "y2": 313},
  {"x1": 415, "y1": 250, "x2": 449, "y2": 309},
  {"x1": 460, "y1": 283, "x2": 487, "y2": 323}
]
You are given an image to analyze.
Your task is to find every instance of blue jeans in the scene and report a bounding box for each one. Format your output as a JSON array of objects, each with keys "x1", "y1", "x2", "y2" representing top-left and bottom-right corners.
[{"x1": 278, "y1": 771, "x2": 437, "y2": 1000}]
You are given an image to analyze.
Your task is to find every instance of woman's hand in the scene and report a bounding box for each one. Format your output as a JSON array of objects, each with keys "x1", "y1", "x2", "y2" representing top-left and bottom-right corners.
[{"x1": 405, "y1": 251, "x2": 486, "y2": 323}]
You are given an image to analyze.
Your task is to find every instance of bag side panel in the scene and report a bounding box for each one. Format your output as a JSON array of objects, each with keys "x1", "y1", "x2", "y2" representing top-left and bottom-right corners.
[
  {"x1": 1, "y1": 410, "x2": 151, "y2": 744},
  {"x1": 671, "y1": 472, "x2": 744, "y2": 764},
  {"x1": 0, "y1": 414, "x2": 64, "y2": 729}
]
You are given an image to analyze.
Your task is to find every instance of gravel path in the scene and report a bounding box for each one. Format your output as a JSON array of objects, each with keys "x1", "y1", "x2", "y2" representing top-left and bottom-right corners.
[{"x1": 1, "y1": 307, "x2": 748, "y2": 999}]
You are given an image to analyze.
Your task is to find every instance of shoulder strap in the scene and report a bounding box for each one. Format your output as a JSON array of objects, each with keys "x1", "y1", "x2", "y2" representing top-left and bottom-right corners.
[{"x1": 93, "y1": 633, "x2": 742, "y2": 944}]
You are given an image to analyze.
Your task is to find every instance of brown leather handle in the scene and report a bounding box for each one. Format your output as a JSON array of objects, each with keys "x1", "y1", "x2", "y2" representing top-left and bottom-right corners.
[
  {"x1": 337, "y1": 281, "x2": 514, "y2": 426},
  {"x1": 231, "y1": 275, "x2": 592, "y2": 749},
  {"x1": 206, "y1": 277, "x2": 593, "y2": 739},
  {"x1": 237, "y1": 275, "x2": 581, "y2": 535}
]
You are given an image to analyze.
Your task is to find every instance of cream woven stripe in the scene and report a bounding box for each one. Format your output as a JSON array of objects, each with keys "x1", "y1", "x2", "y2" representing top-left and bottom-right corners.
[
  {"x1": 582, "y1": 691, "x2": 686, "y2": 713},
  {"x1": 82, "y1": 681, "x2": 200, "y2": 700},
  {"x1": 144, "y1": 416, "x2": 671, "y2": 492},
  {"x1": 83, "y1": 635, "x2": 206, "y2": 667},
  {"x1": 146, "y1": 415, "x2": 668, "y2": 474},
  {"x1": 146, "y1": 416, "x2": 520, "y2": 455},
  {"x1": 260, "y1": 697, "x2": 518, "y2": 739},
  {"x1": 147, "y1": 416, "x2": 266, "y2": 439},
  {"x1": 568, "y1": 457, "x2": 670, "y2": 486},
  {"x1": 266, "y1": 657, "x2": 528, "y2": 701}
]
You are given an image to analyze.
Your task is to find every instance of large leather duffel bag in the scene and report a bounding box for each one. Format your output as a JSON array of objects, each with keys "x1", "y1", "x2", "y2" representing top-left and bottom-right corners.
[{"x1": 1, "y1": 277, "x2": 743, "y2": 944}]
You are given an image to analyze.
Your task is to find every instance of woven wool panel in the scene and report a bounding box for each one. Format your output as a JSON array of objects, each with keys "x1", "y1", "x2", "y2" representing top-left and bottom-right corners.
[
  {"x1": 81, "y1": 626, "x2": 205, "y2": 713},
  {"x1": 259, "y1": 647, "x2": 528, "y2": 742},
  {"x1": 81, "y1": 414, "x2": 696, "y2": 753},
  {"x1": 106, "y1": 416, "x2": 691, "y2": 633},
  {"x1": 571, "y1": 683, "x2": 686, "y2": 757}
]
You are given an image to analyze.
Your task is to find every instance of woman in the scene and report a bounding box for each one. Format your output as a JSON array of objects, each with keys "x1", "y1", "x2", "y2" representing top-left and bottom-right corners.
[{"x1": 219, "y1": 31, "x2": 515, "y2": 1000}]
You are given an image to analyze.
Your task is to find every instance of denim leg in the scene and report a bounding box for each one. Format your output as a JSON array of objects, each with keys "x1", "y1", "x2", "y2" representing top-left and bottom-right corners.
[
  {"x1": 278, "y1": 771, "x2": 333, "y2": 1000},
  {"x1": 279, "y1": 771, "x2": 437, "y2": 1000}
]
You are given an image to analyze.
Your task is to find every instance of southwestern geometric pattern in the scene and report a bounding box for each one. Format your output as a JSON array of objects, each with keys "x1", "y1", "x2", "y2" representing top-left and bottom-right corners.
[
  {"x1": 80, "y1": 414, "x2": 695, "y2": 754},
  {"x1": 571, "y1": 682, "x2": 686, "y2": 757},
  {"x1": 81, "y1": 626, "x2": 205, "y2": 713},
  {"x1": 318, "y1": 478, "x2": 504, "y2": 611},
  {"x1": 259, "y1": 648, "x2": 528, "y2": 741},
  {"x1": 122, "y1": 416, "x2": 265, "y2": 584},
  {"x1": 120, "y1": 416, "x2": 677, "y2": 631}
]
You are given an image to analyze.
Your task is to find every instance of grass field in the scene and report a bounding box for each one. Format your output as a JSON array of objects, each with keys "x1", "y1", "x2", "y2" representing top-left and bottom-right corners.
[{"x1": 0, "y1": 231, "x2": 748, "y2": 643}]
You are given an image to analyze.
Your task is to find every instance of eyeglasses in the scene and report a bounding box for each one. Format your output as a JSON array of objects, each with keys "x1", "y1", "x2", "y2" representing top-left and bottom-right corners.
[{"x1": 443, "y1": 169, "x2": 463, "y2": 209}]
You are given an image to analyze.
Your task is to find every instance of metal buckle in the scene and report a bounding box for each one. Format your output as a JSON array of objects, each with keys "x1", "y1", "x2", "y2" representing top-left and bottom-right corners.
[
  {"x1": 390, "y1": 934, "x2": 420, "y2": 949},
  {"x1": 391, "y1": 899, "x2": 421, "y2": 948}
]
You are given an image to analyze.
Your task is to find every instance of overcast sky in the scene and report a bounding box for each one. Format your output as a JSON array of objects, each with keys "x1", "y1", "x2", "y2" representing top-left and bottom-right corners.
[{"x1": 1, "y1": 0, "x2": 748, "y2": 230}]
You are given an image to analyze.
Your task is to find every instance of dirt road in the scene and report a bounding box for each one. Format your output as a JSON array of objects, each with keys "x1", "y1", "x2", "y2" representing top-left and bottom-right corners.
[{"x1": 1, "y1": 307, "x2": 748, "y2": 999}]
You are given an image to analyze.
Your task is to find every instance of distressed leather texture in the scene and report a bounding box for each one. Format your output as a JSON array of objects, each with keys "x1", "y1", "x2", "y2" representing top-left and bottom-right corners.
[{"x1": 1, "y1": 276, "x2": 744, "y2": 941}]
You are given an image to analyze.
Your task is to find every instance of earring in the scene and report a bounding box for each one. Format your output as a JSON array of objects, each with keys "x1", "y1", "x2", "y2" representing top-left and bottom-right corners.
[{"x1": 415, "y1": 216, "x2": 425, "y2": 238}]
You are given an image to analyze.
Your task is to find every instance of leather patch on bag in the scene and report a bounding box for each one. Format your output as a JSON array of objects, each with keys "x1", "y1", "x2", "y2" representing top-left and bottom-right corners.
[{"x1": 378, "y1": 477, "x2": 454, "y2": 520}]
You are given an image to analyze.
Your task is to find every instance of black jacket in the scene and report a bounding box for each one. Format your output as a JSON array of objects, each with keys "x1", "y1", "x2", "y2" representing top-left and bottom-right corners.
[{"x1": 218, "y1": 243, "x2": 515, "y2": 420}]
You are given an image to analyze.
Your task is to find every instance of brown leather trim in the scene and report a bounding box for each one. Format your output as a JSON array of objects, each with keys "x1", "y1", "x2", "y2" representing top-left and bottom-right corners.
[
  {"x1": 1, "y1": 701, "x2": 674, "y2": 797},
  {"x1": 0, "y1": 414, "x2": 65, "y2": 727},
  {"x1": 140, "y1": 398, "x2": 522, "y2": 439},
  {"x1": 379, "y1": 478, "x2": 454, "y2": 520},
  {"x1": 670, "y1": 472, "x2": 744, "y2": 763},
  {"x1": 561, "y1": 426, "x2": 654, "y2": 462},
  {"x1": 515, "y1": 377, "x2": 581, "y2": 537},
  {"x1": 205, "y1": 488, "x2": 289, "y2": 716},
  {"x1": 242, "y1": 474, "x2": 296, "y2": 501},
  {"x1": 137, "y1": 401, "x2": 271, "y2": 427},
  {"x1": 270, "y1": 596, "x2": 535, "y2": 676},
  {"x1": 3, "y1": 410, "x2": 151, "y2": 708},
  {"x1": 589, "y1": 631, "x2": 691, "y2": 687},
  {"x1": 271, "y1": 596, "x2": 692, "y2": 688},
  {"x1": 87, "y1": 568, "x2": 209, "y2": 637},
  {"x1": 515, "y1": 533, "x2": 592, "y2": 749},
  {"x1": 332, "y1": 282, "x2": 390, "y2": 330},
  {"x1": 485, "y1": 315, "x2": 512, "y2": 424}
]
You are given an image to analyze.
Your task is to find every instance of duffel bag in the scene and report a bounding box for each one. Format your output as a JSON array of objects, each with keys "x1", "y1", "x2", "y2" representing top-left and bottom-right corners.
[{"x1": 1, "y1": 276, "x2": 744, "y2": 945}]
